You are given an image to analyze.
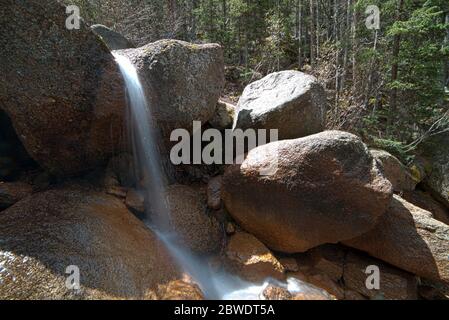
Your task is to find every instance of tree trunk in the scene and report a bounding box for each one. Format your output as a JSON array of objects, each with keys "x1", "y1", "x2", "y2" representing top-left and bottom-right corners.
[
  {"x1": 341, "y1": 0, "x2": 351, "y2": 89},
  {"x1": 351, "y1": 3, "x2": 358, "y2": 94},
  {"x1": 333, "y1": 0, "x2": 340, "y2": 87},
  {"x1": 222, "y1": 0, "x2": 227, "y2": 34},
  {"x1": 335, "y1": 0, "x2": 340, "y2": 105},
  {"x1": 365, "y1": 29, "x2": 379, "y2": 108},
  {"x1": 297, "y1": 0, "x2": 303, "y2": 67},
  {"x1": 190, "y1": 0, "x2": 199, "y2": 39},
  {"x1": 309, "y1": 0, "x2": 315, "y2": 66},
  {"x1": 444, "y1": 11, "x2": 449, "y2": 88},
  {"x1": 389, "y1": 0, "x2": 405, "y2": 133},
  {"x1": 316, "y1": 1, "x2": 320, "y2": 61},
  {"x1": 166, "y1": 0, "x2": 178, "y2": 38}
]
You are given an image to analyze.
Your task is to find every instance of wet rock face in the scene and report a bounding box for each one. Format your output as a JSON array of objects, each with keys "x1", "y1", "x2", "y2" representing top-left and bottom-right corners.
[
  {"x1": 0, "y1": 0, "x2": 126, "y2": 177},
  {"x1": 118, "y1": 39, "x2": 224, "y2": 135},
  {"x1": 262, "y1": 285, "x2": 292, "y2": 300},
  {"x1": 233, "y1": 71, "x2": 327, "y2": 140},
  {"x1": 0, "y1": 188, "x2": 182, "y2": 300},
  {"x1": 154, "y1": 280, "x2": 204, "y2": 300},
  {"x1": 222, "y1": 131, "x2": 393, "y2": 253},
  {"x1": 224, "y1": 231, "x2": 285, "y2": 283},
  {"x1": 104, "y1": 153, "x2": 137, "y2": 188},
  {"x1": 126, "y1": 189, "x2": 146, "y2": 213},
  {"x1": 165, "y1": 184, "x2": 224, "y2": 255},
  {"x1": 207, "y1": 176, "x2": 223, "y2": 210}
]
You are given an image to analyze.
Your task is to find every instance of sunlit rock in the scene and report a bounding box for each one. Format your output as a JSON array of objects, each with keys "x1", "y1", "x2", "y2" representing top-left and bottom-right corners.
[
  {"x1": 234, "y1": 70, "x2": 326, "y2": 140},
  {"x1": 224, "y1": 231, "x2": 285, "y2": 283},
  {"x1": 0, "y1": 188, "x2": 182, "y2": 300},
  {"x1": 222, "y1": 131, "x2": 393, "y2": 253}
]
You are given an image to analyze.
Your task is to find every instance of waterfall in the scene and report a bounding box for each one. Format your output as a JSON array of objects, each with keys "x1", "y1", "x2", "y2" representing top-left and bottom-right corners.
[
  {"x1": 113, "y1": 52, "x2": 327, "y2": 300},
  {"x1": 113, "y1": 53, "x2": 170, "y2": 230}
]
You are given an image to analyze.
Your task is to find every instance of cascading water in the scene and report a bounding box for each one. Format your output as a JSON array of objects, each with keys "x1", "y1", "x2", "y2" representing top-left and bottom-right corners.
[
  {"x1": 113, "y1": 53, "x2": 171, "y2": 230},
  {"x1": 113, "y1": 52, "x2": 329, "y2": 300}
]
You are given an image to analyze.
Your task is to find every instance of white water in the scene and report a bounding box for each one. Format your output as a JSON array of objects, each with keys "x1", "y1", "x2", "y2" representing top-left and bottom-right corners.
[
  {"x1": 113, "y1": 52, "x2": 327, "y2": 300},
  {"x1": 113, "y1": 53, "x2": 171, "y2": 230}
]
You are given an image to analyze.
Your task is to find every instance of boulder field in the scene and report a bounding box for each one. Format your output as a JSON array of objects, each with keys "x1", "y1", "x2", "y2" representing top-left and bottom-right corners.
[
  {"x1": 0, "y1": 0, "x2": 224, "y2": 178},
  {"x1": 222, "y1": 131, "x2": 393, "y2": 253}
]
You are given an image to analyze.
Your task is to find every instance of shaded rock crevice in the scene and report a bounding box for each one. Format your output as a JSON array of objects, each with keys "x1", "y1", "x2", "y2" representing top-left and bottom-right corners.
[{"x1": 0, "y1": 110, "x2": 38, "y2": 181}]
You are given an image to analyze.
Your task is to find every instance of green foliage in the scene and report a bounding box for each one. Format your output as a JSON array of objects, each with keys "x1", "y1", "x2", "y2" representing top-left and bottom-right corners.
[
  {"x1": 68, "y1": 0, "x2": 449, "y2": 152},
  {"x1": 352, "y1": 0, "x2": 449, "y2": 146},
  {"x1": 370, "y1": 138, "x2": 413, "y2": 164}
]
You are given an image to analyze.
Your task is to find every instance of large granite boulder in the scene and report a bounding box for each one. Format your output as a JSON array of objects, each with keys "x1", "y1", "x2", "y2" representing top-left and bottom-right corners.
[
  {"x1": 233, "y1": 71, "x2": 327, "y2": 140},
  {"x1": 300, "y1": 245, "x2": 418, "y2": 300},
  {"x1": 209, "y1": 100, "x2": 235, "y2": 130},
  {"x1": 370, "y1": 149, "x2": 416, "y2": 192},
  {"x1": 418, "y1": 132, "x2": 449, "y2": 208},
  {"x1": 91, "y1": 24, "x2": 135, "y2": 50},
  {"x1": 0, "y1": 188, "x2": 182, "y2": 299},
  {"x1": 222, "y1": 131, "x2": 393, "y2": 253},
  {"x1": 343, "y1": 251, "x2": 418, "y2": 300},
  {"x1": 403, "y1": 190, "x2": 449, "y2": 225},
  {"x1": 0, "y1": 0, "x2": 126, "y2": 177},
  {"x1": 117, "y1": 39, "x2": 224, "y2": 135},
  {"x1": 344, "y1": 195, "x2": 449, "y2": 284}
]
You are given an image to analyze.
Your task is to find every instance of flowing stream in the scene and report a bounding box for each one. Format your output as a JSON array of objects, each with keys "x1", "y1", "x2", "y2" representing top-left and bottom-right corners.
[{"x1": 113, "y1": 52, "x2": 327, "y2": 300}]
